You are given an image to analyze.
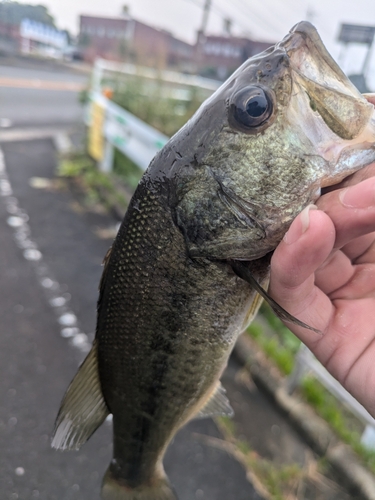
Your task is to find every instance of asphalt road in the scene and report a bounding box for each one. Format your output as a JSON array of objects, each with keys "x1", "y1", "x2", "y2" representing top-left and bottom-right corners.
[{"x1": 0, "y1": 57, "x2": 88, "y2": 128}]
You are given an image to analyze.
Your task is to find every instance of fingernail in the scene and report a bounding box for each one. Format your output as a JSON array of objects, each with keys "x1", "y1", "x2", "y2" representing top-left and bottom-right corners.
[
  {"x1": 339, "y1": 178, "x2": 375, "y2": 208},
  {"x1": 363, "y1": 93, "x2": 375, "y2": 106},
  {"x1": 283, "y1": 205, "x2": 317, "y2": 245}
]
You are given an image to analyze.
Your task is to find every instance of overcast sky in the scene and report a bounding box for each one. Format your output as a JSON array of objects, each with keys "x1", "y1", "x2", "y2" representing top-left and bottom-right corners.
[{"x1": 27, "y1": 0, "x2": 375, "y2": 86}]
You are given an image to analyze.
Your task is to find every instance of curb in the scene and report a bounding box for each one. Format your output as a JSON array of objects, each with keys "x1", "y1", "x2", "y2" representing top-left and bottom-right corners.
[{"x1": 233, "y1": 332, "x2": 375, "y2": 500}]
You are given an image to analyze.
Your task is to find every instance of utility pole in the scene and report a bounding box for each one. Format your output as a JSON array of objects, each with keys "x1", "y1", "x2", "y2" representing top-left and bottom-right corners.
[
  {"x1": 200, "y1": 0, "x2": 212, "y2": 36},
  {"x1": 196, "y1": 0, "x2": 212, "y2": 74},
  {"x1": 223, "y1": 18, "x2": 232, "y2": 36}
]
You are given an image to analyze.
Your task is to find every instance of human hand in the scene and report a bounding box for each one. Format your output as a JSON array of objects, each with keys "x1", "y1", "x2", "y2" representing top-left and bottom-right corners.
[{"x1": 269, "y1": 97, "x2": 375, "y2": 416}]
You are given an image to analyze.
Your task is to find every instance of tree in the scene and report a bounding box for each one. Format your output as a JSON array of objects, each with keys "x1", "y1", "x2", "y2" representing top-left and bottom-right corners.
[{"x1": 0, "y1": 2, "x2": 56, "y2": 27}]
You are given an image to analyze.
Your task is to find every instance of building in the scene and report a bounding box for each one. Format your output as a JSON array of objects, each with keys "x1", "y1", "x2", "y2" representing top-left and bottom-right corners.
[
  {"x1": 0, "y1": 18, "x2": 68, "y2": 57},
  {"x1": 196, "y1": 34, "x2": 273, "y2": 79},
  {"x1": 19, "y1": 19, "x2": 68, "y2": 57},
  {"x1": 78, "y1": 14, "x2": 275, "y2": 78},
  {"x1": 79, "y1": 15, "x2": 194, "y2": 71},
  {"x1": 0, "y1": 21, "x2": 20, "y2": 54}
]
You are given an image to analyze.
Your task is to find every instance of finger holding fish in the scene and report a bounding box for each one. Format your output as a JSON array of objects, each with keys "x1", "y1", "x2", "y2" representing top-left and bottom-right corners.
[
  {"x1": 269, "y1": 172, "x2": 375, "y2": 417},
  {"x1": 269, "y1": 207, "x2": 336, "y2": 334},
  {"x1": 317, "y1": 176, "x2": 375, "y2": 250}
]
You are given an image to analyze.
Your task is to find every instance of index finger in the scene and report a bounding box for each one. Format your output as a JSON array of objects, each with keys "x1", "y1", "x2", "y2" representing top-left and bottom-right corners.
[{"x1": 317, "y1": 175, "x2": 375, "y2": 250}]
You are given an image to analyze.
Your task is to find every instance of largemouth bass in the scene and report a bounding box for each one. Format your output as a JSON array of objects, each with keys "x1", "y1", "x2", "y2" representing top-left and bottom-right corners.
[{"x1": 52, "y1": 22, "x2": 375, "y2": 500}]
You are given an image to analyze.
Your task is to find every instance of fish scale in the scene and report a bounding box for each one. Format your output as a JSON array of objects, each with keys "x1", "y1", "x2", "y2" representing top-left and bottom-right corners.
[{"x1": 96, "y1": 182, "x2": 254, "y2": 491}]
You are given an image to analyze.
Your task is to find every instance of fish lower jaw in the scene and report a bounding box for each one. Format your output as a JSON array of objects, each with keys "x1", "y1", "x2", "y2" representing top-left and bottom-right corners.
[{"x1": 320, "y1": 144, "x2": 375, "y2": 189}]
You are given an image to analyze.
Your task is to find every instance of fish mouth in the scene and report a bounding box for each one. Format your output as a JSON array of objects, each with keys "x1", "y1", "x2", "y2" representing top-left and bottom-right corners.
[
  {"x1": 319, "y1": 94, "x2": 375, "y2": 188},
  {"x1": 278, "y1": 23, "x2": 375, "y2": 185},
  {"x1": 280, "y1": 21, "x2": 374, "y2": 141}
]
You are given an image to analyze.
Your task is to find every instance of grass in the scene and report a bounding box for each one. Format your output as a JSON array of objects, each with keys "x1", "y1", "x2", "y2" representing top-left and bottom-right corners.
[
  {"x1": 218, "y1": 416, "x2": 314, "y2": 499},
  {"x1": 58, "y1": 153, "x2": 129, "y2": 212},
  {"x1": 111, "y1": 76, "x2": 203, "y2": 137},
  {"x1": 248, "y1": 303, "x2": 375, "y2": 475},
  {"x1": 247, "y1": 304, "x2": 300, "y2": 376},
  {"x1": 301, "y1": 377, "x2": 375, "y2": 472},
  {"x1": 113, "y1": 149, "x2": 143, "y2": 191}
]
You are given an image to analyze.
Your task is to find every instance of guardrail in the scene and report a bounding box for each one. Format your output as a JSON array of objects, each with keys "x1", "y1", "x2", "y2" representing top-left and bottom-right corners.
[
  {"x1": 92, "y1": 58, "x2": 220, "y2": 100},
  {"x1": 287, "y1": 344, "x2": 375, "y2": 449},
  {"x1": 86, "y1": 91, "x2": 169, "y2": 172}
]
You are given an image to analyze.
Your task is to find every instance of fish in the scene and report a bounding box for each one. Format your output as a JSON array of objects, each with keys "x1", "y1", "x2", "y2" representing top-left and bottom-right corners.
[{"x1": 52, "y1": 21, "x2": 375, "y2": 500}]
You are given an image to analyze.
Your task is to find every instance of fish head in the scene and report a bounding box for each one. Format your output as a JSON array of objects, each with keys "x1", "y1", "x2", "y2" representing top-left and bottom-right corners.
[{"x1": 157, "y1": 22, "x2": 375, "y2": 260}]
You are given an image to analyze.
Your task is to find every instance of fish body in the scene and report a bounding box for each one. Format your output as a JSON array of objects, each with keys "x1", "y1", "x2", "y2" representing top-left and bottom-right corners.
[{"x1": 52, "y1": 22, "x2": 375, "y2": 500}]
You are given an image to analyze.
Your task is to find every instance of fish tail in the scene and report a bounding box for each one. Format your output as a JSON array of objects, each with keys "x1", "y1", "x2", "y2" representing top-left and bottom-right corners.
[{"x1": 101, "y1": 466, "x2": 177, "y2": 500}]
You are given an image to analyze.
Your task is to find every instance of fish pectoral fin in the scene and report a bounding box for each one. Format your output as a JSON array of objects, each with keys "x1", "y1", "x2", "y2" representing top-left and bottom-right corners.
[
  {"x1": 231, "y1": 260, "x2": 321, "y2": 334},
  {"x1": 195, "y1": 382, "x2": 234, "y2": 419},
  {"x1": 51, "y1": 341, "x2": 109, "y2": 451}
]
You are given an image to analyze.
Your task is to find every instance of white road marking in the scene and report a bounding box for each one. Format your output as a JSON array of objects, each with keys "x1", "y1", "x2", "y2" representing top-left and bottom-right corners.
[
  {"x1": 0, "y1": 118, "x2": 13, "y2": 128},
  {"x1": 0, "y1": 127, "x2": 75, "y2": 143},
  {"x1": 0, "y1": 147, "x2": 90, "y2": 354},
  {"x1": 53, "y1": 132, "x2": 73, "y2": 154}
]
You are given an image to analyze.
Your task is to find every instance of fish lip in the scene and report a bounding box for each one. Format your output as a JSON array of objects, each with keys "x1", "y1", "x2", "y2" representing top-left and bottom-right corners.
[
  {"x1": 319, "y1": 143, "x2": 375, "y2": 189},
  {"x1": 320, "y1": 172, "x2": 359, "y2": 195}
]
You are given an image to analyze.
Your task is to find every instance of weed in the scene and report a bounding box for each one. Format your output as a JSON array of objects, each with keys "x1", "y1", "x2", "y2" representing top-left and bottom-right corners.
[
  {"x1": 217, "y1": 417, "x2": 306, "y2": 499},
  {"x1": 247, "y1": 316, "x2": 296, "y2": 376},
  {"x1": 111, "y1": 76, "x2": 203, "y2": 137},
  {"x1": 113, "y1": 149, "x2": 143, "y2": 191},
  {"x1": 58, "y1": 153, "x2": 128, "y2": 212}
]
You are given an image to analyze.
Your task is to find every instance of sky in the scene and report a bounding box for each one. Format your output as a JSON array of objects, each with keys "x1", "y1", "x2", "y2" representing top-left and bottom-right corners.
[{"x1": 26, "y1": 0, "x2": 375, "y2": 86}]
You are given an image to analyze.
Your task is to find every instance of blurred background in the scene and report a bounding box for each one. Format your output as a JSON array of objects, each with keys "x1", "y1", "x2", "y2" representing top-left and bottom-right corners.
[{"x1": 1, "y1": 1, "x2": 375, "y2": 499}]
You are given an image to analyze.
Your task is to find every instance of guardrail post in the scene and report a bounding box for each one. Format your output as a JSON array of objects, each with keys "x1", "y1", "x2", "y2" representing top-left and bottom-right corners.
[
  {"x1": 285, "y1": 353, "x2": 307, "y2": 395},
  {"x1": 99, "y1": 140, "x2": 114, "y2": 173},
  {"x1": 92, "y1": 59, "x2": 104, "y2": 94},
  {"x1": 361, "y1": 424, "x2": 375, "y2": 450}
]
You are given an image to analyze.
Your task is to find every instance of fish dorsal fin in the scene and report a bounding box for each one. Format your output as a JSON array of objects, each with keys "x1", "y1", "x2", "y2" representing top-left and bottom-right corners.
[
  {"x1": 195, "y1": 383, "x2": 234, "y2": 419},
  {"x1": 51, "y1": 341, "x2": 109, "y2": 450}
]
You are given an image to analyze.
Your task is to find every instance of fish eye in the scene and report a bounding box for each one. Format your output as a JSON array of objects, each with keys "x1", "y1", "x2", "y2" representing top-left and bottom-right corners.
[{"x1": 229, "y1": 86, "x2": 273, "y2": 131}]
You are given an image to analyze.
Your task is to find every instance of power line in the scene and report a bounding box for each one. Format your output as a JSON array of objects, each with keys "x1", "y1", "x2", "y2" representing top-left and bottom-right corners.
[
  {"x1": 229, "y1": 0, "x2": 286, "y2": 33},
  {"x1": 210, "y1": 0, "x2": 278, "y2": 36},
  {"x1": 180, "y1": 0, "x2": 295, "y2": 41},
  {"x1": 180, "y1": 0, "x2": 254, "y2": 36},
  {"x1": 183, "y1": 0, "x2": 289, "y2": 39}
]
